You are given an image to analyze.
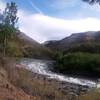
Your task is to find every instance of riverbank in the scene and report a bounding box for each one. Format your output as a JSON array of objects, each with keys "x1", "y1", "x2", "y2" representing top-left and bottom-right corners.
[
  {"x1": 19, "y1": 59, "x2": 100, "y2": 96},
  {"x1": 0, "y1": 57, "x2": 100, "y2": 100},
  {"x1": 20, "y1": 58, "x2": 99, "y2": 87},
  {"x1": 16, "y1": 64, "x2": 91, "y2": 100},
  {"x1": 18, "y1": 61, "x2": 100, "y2": 100},
  {"x1": 54, "y1": 53, "x2": 100, "y2": 78}
]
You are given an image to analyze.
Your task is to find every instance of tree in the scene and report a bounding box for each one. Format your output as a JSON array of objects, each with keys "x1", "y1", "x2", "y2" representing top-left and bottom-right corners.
[
  {"x1": 0, "y1": 24, "x2": 15, "y2": 56},
  {"x1": 3, "y1": 2, "x2": 18, "y2": 28},
  {"x1": 0, "y1": 10, "x2": 3, "y2": 24},
  {"x1": 82, "y1": 0, "x2": 100, "y2": 4},
  {"x1": 0, "y1": 1, "x2": 18, "y2": 56}
]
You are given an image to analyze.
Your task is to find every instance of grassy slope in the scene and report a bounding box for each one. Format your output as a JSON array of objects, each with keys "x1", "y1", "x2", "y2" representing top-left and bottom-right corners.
[
  {"x1": 0, "y1": 57, "x2": 68, "y2": 100},
  {"x1": 0, "y1": 59, "x2": 36, "y2": 100},
  {"x1": 79, "y1": 90, "x2": 100, "y2": 100},
  {"x1": 15, "y1": 32, "x2": 53, "y2": 59},
  {"x1": 0, "y1": 28, "x2": 53, "y2": 59}
]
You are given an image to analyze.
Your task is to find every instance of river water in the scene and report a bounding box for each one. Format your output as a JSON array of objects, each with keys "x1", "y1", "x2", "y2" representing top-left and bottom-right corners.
[{"x1": 20, "y1": 58, "x2": 100, "y2": 88}]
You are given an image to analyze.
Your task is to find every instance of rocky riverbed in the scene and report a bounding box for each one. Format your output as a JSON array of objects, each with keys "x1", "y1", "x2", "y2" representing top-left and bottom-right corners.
[{"x1": 26, "y1": 72, "x2": 92, "y2": 96}]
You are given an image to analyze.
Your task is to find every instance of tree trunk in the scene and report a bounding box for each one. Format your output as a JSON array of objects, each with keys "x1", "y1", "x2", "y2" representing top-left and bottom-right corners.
[{"x1": 4, "y1": 36, "x2": 6, "y2": 56}]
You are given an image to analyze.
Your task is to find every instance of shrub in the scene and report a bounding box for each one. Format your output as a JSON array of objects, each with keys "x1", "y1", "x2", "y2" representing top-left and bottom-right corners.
[{"x1": 54, "y1": 52, "x2": 100, "y2": 76}]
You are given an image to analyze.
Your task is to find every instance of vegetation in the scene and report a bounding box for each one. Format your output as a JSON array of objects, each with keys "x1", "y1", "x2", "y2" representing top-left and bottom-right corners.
[
  {"x1": 53, "y1": 40, "x2": 100, "y2": 77},
  {"x1": 0, "y1": 24, "x2": 16, "y2": 56},
  {"x1": 82, "y1": 0, "x2": 100, "y2": 4},
  {"x1": 0, "y1": 1, "x2": 18, "y2": 57},
  {"x1": 63, "y1": 43, "x2": 100, "y2": 54},
  {"x1": 79, "y1": 89, "x2": 100, "y2": 100},
  {"x1": 54, "y1": 52, "x2": 100, "y2": 76},
  {"x1": 0, "y1": 1, "x2": 100, "y2": 100},
  {"x1": 0, "y1": 57, "x2": 68, "y2": 100},
  {"x1": 3, "y1": 2, "x2": 18, "y2": 27},
  {"x1": 0, "y1": 2, "x2": 52, "y2": 58}
]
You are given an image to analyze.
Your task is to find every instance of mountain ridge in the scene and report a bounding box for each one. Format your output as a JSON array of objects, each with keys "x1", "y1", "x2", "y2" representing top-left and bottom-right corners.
[{"x1": 44, "y1": 31, "x2": 100, "y2": 52}]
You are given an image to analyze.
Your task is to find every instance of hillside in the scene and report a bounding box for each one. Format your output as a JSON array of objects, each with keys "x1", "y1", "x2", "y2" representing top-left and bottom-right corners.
[
  {"x1": 47, "y1": 31, "x2": 100, "y2": 77},
  {"x1": 0, "y1": 27, "x2": 53, "y2": 59},
  {"x1": 44, "y1": 31, "x2": 100, "y2": 53},
  {"x1": 0, "y1": 57, "x2": 69, "y2": 100},
  {"x1": 0, "y1": 58, "x2": 37, "y2": 100},
  {"x1": 15, "y1": 31, "x2": 53, "y2": 59}
]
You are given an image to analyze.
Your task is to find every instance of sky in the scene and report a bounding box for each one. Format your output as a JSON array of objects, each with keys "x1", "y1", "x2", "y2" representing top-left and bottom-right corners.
[{"x1": 1, "y1": 0, "x2": 100, "y2": 43}]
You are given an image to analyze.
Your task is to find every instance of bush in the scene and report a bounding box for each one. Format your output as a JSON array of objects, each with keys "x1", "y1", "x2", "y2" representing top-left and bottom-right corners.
[
  {"x1": 54, "y1": 52, "x2": 100, "y2": 76},
  {"x1": 7, "y1": 42, "x2": 23, "y2": 57},
  {"x1": 63, "y1": 43, "x2": 100, "y2": 54}
]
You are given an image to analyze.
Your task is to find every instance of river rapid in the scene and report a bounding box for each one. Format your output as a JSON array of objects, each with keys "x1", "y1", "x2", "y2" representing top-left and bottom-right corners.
[{"x1": 20, "y1": 58, "x2": 100, "y2": 89}]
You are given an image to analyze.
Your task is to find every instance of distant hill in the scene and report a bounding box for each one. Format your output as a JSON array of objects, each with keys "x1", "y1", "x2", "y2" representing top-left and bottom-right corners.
[
  {"x1": 44, "y1": 31, "x2": 100, "y2": 53},
  {"x1": 16, "y1": 31, "x2": 41, "y2": 46},
  {"x1": 15, "y1": 31, "x2": 53, "y2": 59}
]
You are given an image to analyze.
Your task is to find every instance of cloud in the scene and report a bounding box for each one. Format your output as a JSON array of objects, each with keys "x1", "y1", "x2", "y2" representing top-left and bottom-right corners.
[
  {"x1": 0, "y1": 0, "x2": 5, "y2": 12},
  {"x1": 1, "y1": 0, "x2": 100, "y2": 43},
  {"x1": 18, "y1": 10, "x2": 100, "y2": 43}
]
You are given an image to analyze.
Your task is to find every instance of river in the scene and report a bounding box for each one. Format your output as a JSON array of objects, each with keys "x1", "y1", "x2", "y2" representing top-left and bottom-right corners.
[{"x1": 20, "y1": 58, "x2": 100, "y2": 89}]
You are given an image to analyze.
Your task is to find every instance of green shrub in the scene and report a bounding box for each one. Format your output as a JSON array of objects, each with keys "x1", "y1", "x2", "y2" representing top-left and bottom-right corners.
[
  {"x1": 6, "y1": 42, "x2": 23, "y2": 57},
  {"x1": 54, "y1": 52, "x2": 100, "y2": 76}
]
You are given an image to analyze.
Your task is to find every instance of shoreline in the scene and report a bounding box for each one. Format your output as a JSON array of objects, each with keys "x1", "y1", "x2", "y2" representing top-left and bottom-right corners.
[{"x1": 18, "y1": 65, "x2": 94, "y2": 96}]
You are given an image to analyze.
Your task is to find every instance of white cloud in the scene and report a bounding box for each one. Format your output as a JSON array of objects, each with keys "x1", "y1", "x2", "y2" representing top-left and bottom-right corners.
[
  {"x1": 0, "y1": 0, "x2": 5, "y2": 12},
  {"x1": 18, "y1": 10, "x2": 100, "y2": 43},
  {"x1": 1, "y1": 0, "x2": 100, "y2": 43}
]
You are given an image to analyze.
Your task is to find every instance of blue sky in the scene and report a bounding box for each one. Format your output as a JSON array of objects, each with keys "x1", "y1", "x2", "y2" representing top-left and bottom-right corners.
[
  {"x1": 4, "y1": 0, "x2": 100, "y2": 19},
  {"x1": 1, "y1": 0, "x2": 100, "y2": 42}
]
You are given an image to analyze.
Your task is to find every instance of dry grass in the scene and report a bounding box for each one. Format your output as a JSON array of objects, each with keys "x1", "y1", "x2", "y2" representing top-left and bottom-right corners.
[
  {"x1": 1, "y1": 57, "x2": 100, "y2": 100},
  {"x1": 0, "y1": 60, "x2": 37, "y2": 100},
  {"x1": 0, "y1": 57, "x2": 68, "y2": 100},
  {"x1": 10, "y1": 67, "x2": 68, "y2": 100},
  {"x1": 79, "y1": 89, "x2": 100, "y2": 100}
]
